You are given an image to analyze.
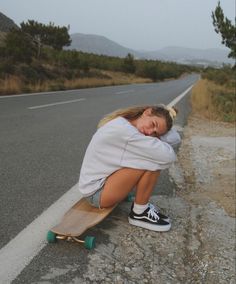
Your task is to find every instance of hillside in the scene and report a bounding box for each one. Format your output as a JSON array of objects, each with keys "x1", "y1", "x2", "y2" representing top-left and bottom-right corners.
[
  {"x1": 67, "y1": 33, "x2": 156, "y2": 59},
  {"x1": 0, "y1": 11, "x2": 18, "y2": 32},
  {"x1": 68, "y1": 33, "x2": 234, "y2": 66},
  {"x1": 67, "y1": 33, "x2": 136, "y2": 58},
  {"x1": 0, "y1": 11, "x2": 18, "y2": 46}
]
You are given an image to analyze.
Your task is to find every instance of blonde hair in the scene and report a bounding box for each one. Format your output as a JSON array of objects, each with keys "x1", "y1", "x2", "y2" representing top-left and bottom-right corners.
[{"x1": 98, "y1": 104, "x2": 178, "y2": 130}]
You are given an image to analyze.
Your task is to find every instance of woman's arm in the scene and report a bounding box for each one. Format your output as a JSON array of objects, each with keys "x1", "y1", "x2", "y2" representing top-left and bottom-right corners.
[
  {"x1": 159, "y1": 128, "x2": 181, "y2": 147},
  {"x1": 120, "y1": 132, "x2": 176, "y2": 171}
]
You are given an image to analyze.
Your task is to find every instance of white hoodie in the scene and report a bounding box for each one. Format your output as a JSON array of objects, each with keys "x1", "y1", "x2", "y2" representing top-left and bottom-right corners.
[{"x1": 78, "y1": 117, "x2": 181, "y2": 196}]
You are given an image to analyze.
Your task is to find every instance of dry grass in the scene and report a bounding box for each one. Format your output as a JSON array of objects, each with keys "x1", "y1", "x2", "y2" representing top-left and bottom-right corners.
[
  {"x1": 0, "y1": 70, "x2": 151, "y2": 96},
  {"x1": 191, "y1": 79, "x2": 235, "y2": 122},
  {"x1": 26, "y1": 81, "x2": 50, "y2": 93},
  {"x1": 64, "y1": 70, "x2": 151, "y2": 89},
  {"x1": 102, "y1": 70, "x2": 152, "y2": 84},
  {"x1": 191, "y1": 79, "x2": 216, "y2": 119},
  {"x1": 0, "y1": 76, "x2": 22, "y2": 95}
]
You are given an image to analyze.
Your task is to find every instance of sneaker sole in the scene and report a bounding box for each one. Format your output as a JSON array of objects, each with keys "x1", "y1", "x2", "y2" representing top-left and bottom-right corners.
[{"x1": 128, "y1": 217, "x2": 171, "y2": 232}]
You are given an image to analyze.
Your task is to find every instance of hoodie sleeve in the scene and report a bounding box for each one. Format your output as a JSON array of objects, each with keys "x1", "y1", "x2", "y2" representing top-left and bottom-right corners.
[
  {"x1": 159, "y1": 128, "x2": 181, "y2": 147},
  {"x1": 120, "y1": 132, "x2": 176, "y2": 171}
]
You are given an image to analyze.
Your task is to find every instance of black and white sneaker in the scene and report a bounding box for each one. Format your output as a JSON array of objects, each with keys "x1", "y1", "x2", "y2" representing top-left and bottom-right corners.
[
  {"x1": 128, "y1": 205, "x2": 171, "y2": 232},
  {"x1": 130, "y1": 202, "x2": 170, "y2": 222}
]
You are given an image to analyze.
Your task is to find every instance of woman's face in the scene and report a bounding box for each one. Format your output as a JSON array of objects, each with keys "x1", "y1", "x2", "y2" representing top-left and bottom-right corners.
[{"x1": 133, "y1": 108, "x2": 168, "y2": 137}]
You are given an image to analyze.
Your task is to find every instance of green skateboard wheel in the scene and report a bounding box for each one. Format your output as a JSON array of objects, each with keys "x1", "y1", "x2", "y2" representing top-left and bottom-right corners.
[
  {"x1": 47, "y1": 231, "x2": 57, "y2": 243},
  {"x1": 84, "y1": 236, "x2": 96, "y2": 249}
]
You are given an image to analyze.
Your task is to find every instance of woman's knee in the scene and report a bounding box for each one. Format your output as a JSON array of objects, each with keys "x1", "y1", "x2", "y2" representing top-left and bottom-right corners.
[
  {"x1": 143, "y1": 170, "x2": 161, "y2": 178},
  {"x1": 100, "y1": 168, "x2": 146, "y2": 207}
]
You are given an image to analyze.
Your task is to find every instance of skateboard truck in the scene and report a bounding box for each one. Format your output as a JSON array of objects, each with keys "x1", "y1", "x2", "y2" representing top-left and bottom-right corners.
[{"x1": 47, "y1": 230, "x2": 96, "y2": 249}]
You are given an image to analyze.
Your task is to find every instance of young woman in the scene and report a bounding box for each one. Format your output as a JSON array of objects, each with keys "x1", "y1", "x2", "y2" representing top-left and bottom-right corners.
[{"x1": 78, "y1": 104, "x2": 181, "y2": 232}]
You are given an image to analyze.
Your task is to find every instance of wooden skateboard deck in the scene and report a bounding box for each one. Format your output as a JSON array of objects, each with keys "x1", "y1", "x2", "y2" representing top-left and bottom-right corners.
[{"x1": 47, "y1": 198, "x2": 116, "y2": 249}]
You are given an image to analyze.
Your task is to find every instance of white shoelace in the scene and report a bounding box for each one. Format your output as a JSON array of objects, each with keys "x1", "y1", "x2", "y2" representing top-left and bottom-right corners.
[
  {"x1": 148, "y1": 203, "x2": 160, "y2": 212},
  {"x1": 147, "y1": 206, "x2": 160, "y2": 220}
]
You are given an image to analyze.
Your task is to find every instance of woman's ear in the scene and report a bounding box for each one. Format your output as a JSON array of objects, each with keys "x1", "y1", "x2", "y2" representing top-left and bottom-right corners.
[{"x1": 142, "y1": 108, "x2": 153, "y2": 117}]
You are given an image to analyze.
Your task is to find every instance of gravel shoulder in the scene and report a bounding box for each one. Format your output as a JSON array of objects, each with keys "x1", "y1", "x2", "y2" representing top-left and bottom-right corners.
[
  {"x1": 168, "y1": 113, "x2": 235, "y2": 284},
  {"x1": 175, "y1": 114, "x2": 235, "y2": 217}
]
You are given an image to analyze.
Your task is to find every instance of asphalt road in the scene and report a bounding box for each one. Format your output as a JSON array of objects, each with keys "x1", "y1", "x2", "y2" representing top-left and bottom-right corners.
[{"x1": 0, "y1": 74, "x2": 198, "y2": 282}]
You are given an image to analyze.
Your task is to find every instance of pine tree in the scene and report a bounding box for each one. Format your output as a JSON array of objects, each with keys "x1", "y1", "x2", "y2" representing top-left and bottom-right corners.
[{"x1": 212, "y1": 1, "x2": 236, "y2": 59}]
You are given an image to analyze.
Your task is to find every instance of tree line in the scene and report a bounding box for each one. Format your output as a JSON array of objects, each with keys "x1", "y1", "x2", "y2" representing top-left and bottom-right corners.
[{"x1": 0, "y1": 20, "x2": 71, "y2": 62}]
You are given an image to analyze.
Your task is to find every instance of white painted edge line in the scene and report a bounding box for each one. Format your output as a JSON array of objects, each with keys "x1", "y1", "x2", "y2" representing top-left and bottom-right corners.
[
  {"x1": 115, "y1": 90, "x2": 134, "y2": 95},
  {"x1": 28, "y1": 98, "x2": 85, "y2": 110},
  {"x1": 0, "y1": 83, "x2": 195, "y2": 283},
  {"x1": 167, "y1": 84, "x2": 194, "y2": 107},
  {"x1": 0, "y1": 184, "x2": 82, "y2": 284},
  {"x1": 0, "y1": 89, "x2": 80, "y2": 99},
  {"x1": 0, "y1": 92, "x2": 58, "y2": 99}
]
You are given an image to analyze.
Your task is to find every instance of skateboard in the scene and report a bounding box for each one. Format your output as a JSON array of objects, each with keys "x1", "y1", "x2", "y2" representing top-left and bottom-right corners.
[{"x1": 47, "y1": 198, "x2": 117, "y2": 249}]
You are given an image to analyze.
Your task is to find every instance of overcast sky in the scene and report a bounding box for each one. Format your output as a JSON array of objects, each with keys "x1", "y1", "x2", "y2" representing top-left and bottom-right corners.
[{"x1": 0, "y1": 0, "x2": 235, "y2": 51}]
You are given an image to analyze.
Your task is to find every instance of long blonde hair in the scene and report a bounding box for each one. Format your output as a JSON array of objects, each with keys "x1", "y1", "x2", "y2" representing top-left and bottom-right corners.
[{"x1": 98, "y1": 104, "x2": 177, "y2": 130}]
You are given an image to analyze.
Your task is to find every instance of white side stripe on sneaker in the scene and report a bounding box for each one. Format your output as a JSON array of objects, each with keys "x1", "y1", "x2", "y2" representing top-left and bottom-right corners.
[{"x1": 133, "y1": 216, "x2": 159, "y2": 223}]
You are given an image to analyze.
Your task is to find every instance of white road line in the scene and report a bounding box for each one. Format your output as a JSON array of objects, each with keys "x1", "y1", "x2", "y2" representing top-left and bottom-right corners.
[
  {"x1": 0, "y1": 184, "x2": 82, "y2": 284},
  {"x1": 115, "y1": 90, "x2": 134, "y2": 95},
  {"x1": 0, "y1": 89, "x2": 81, "y2": 99},
  {"x1": 0, "y1": 91, "x2": 59, "y2": 99},
  {"x1": 0, "y1": 83, "x2": 195, "y2": 283},
  {"x1": 28, "y1": 98, "x2": 85, "y2": 109},
  {"x1": 167, "y1": 84, "x2": 194, "y2": 107}
]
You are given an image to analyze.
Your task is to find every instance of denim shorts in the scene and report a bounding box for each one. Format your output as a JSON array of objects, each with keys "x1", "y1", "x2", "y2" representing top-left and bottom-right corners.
[{"x1": 85, "y1": 187, "x2": 103, "y2": 208}]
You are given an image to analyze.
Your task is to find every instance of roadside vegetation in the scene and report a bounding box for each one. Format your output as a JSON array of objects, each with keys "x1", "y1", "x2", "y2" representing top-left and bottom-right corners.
[
  {"x1": 191, "y1": 2, "x2": 235, "y2": 123},
  {"x1": 0, "y1": 20, "x2": 196, "y2": 95},
  {"x1": 191, "y1": 66, "x2": 235, "y2": 122}
]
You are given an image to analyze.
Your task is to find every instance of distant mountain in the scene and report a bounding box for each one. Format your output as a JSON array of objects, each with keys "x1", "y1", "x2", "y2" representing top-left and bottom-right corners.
[
  {"x1": 67, "y1": 33, "x2": 136, "y2": 58},
  {"x1": 0, "y1": 11, "x2": 18, "y2": 32},
  {"x1": 146, "y1": 46, "x2": 234, "y2": 65},
  {"x1": 68, "y1": 33, "x2": 234, "y2": 66}
]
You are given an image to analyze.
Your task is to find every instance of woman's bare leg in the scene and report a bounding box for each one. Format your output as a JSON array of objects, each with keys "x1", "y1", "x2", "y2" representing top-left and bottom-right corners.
[
  {"x1": 135, "y1": 170, "x2": 160, "y2": 205},
  {"x1": 100, "y1": 168, "x2": 160, "y2": 208}
]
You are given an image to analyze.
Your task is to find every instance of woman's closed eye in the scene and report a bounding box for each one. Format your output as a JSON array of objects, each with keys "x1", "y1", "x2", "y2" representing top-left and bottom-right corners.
[
  {"x1": 152, "y1": 121, "x2": 159, "y2": 135},
  {"x1": 149, "y1": 123, "x2": 158, "y2": 137},
  {"x1": 152, "y1": 121, "x2": 157, "y2": 129}
]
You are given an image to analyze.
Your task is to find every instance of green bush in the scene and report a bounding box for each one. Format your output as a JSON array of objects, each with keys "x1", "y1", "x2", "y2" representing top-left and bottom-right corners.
[
  {"x1": 212, "y1": 90, "x2": 235, "y2": 121},
  {"x1": 0, "y1": 60, "x2": 15, "y2": 77},
  {"x1": 202, "y1": 66, "x2": 234, "y2": 86},
  {"x1": 122, "y1": 53, "x2": 136, "y2": 73}
]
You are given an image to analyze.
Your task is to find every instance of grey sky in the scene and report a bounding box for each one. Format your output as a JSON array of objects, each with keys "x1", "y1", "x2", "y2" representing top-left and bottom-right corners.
[{"x1": 0, "y1": 0, "x2": 235, "y2": 51}]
